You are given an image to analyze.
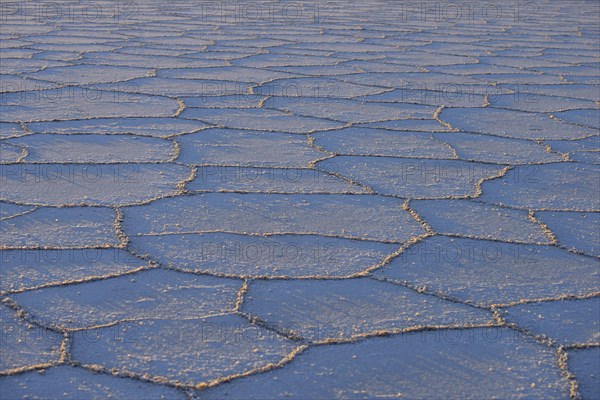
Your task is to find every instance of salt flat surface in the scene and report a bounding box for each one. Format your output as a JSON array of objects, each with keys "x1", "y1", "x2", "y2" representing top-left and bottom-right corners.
[{"x1": 1, "y1": 1, "x2": 598, "y2": 399}]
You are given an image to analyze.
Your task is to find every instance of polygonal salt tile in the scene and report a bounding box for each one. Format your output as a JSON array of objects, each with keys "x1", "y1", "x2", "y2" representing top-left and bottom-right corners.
[
  {"x1": 384, "y1": 52, "x2": 477, "y2": 67},
  {"x1": 288, "y1": 42, "x2": 401, "y2": 53},
  {"x1": 362, "y1": 88, "x2": 486, "y2": 107},
  {"x1": 546, "y1": 136, "x2": 600, "y2": 164},
  {"x1": 12, "y1": 269, "x2": 240, "y2": 329},
  {"x1": 0, "y1": 304, "x2": 62, "y2": 372},
  {"x1": 80, "y1": 52, "x2": 227, "y2": 69},
  {"x1": 503, "y1": 298, "x2": 600, "y2": 346},
  {"x1": 472, "y1": 73, "x2": 565, "y2": 85},
  {"x1": 0, "y1": 122, "x2": 27, "y2": 139},
  {"x1": 334, "y1": 72, "x2": 484, "y2": 89},
  {"x1": 158, "y1": 66, "x2": 297, "y2": 83},
  {"x1": 0, "y1": 59, "x2": 68, "y2": 74},
  {"x1": 427, "y1": 63, "x2": 526, "y2": 75},
  {"x1": 344, "y1": 60, "x2": 420, "y2": 73},
  {"x1": 133, "y1": 36, "x2": 212, "y2": 47},
  {"x1": 565, "y1": 75, "x2": 600, "y2": 84},
  {"x1": 536, "y1": 62, "x2": 599, "y2": 75},
  {"x1": 233, "y1": 53, "x2": 338, "y2": 67},
  {"x1": 0, "y1": 163, "x2": 190, "y2": 206},
  {"x1": 180, "y1": 108, "x2": 344, "y2": 133},
  {"x1": 242, "y1": 279, "x2": 492, "y2": 341},
  {"x1": 176, "y1": 130, "x2": 325, "y2": 167},
  {"x1": 30, "y1": 44, "x2": 119, "y2": 53},
  {"x1": 361, "y1": 119, "x2": 451, "y2": 132},
  {"x1": 265, "y1": 97, "x2": 436, "y2": 123},
  {"x1": 0, "y1": 201, "x2": 34, "y2": 219},
  {"x1": 257, "y1": 77, "x2": 388, "y2": 98},
  {"x1": 5, "y1": 134, "x2": 176, "y2": 163},
  {"x1": 181, "y1": 95, "x2": 268, "y2": 109},
  {"x1": 270, "y1": 64, "x2": 364, "y2": 76},
  {"x1": 188, "y1": 166, "x2": 366, "y2": 193},
  {"x1": 122, "y1": 193, "x2": 425, "y2": 242},
  {"x1": 433, "y1": 132, "x2": 563, "y2": 164},
  {"x1": 479, "y1": 163, "x2": 600, "y2": 211},
  {"x1": 488, "y1": 94, "x2": 597, "y2": 113},
  {"x1": 311, "y1": 127, "x2": 455, "y2": 158},
  {"x1": 32, "y1": 50, "x2": 82, "y2": 62},
  {"x1": 411, "y1": 200, "x2": 549, "y2": 243},
  {"x1": 318, "y1": 156, "x2": 504, "y2": 198},
  {"x1": 0, "y1": 48, "x2": 39, "y2": 58},
  {"x1": 28, "y1": 118, "x2": 210, "y2": 138},
  {"x1": 0, "y1": 365, "x2": 188, "y2": 400},
  {"x1": 0, "y1": 207, "x2": 118, "y2": 248},
  {"x1": 200, "y1": 327, "x2": 568, "y2": 399},
  {"x1": 129, "y1": 233, "x2": 398, "y2": 278},
  {"x1": 568, "y1": 348, "x2": 600, "y2": 400},
  {"x1": 90, "y1": 77, "x2": 247, "y2": 98},
  {"x1": 336, "y1": 72, "x2": 492, "y2": 95},
  {"x1": 1, "y1": 89, "x2": 180, "y2": 123},
  {"x1": 375, "y1": 236, "x2": 599, "y2": 307},
  {"x1": 500, "y1": 84, "x2": 600, "y2": 102},
  {"x1": 0, "y1": 142, "x2": 24, "y2": 163},
  {"x1": 476, "y1": 56, "x2": 571, "y2": 68},
  {"x1": 27, "y1": 65, "x2": 151, "y2": 85},
  {"x1": 552, "y1": 109, "x2": 600, "y2": 129},
  {"x1": 440, "y1": 108, "x2": 593, "y2": 140},
  {"x1": 0, "y1": 249, "x2": 147, "y2": 292},
  {"x1": 71, "y1": 315, "x2": 298, "y2": 386},
  {"x1": 0, "y1": 74, "x2": 61, "y2": 93},
  {"x1": 536, "y1": 211, "x2": 600, "y2": 256}
]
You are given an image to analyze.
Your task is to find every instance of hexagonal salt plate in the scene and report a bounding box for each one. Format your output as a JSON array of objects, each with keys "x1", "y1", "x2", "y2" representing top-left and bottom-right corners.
[
  {"x1": 536, "y1": 211, "x2": 600, "y2": 256},
  {"x1": 0, "y1": 163, "x2": 191, "y2": 206},
  {"x1": 4, "y1": 134, "x2": 177, "y2": 163},
  {"x1": 28, "y1": 118, "x2": 210, "y2": 138},
  {"x1": 265, "y1": 97, "x2": 436, "y2": 123},
  {"x1": 175, "y1": 129, "x2": 325, "y2": 168},
  {"x1": 71, "y1": 314, "x2": 298, "y2": 386},
  {"x1": 432, "y1": 132, "x2": 563, "y2": 164},
  {"x1": 1, "y1": 89, "x2": 180, "y2": 123},
  {"x1": 187, "y1": 166, "x2": 366, "y2": 194},
  {"x1": 439, "y1": 108, "x2": 592, "y2": 140},
  {"x1": 0, "y1": 201, "x2": 34, "y2": 219},
  {"x1": 311, "y1": 127, "x2": 455, "y2": 158},
  {"x1": 552, "y1": 109, "x2": 600, "y2": 129},
  {"x1": 257, "y1": 77, "x2": 389, "y2": 98},
  {"x1": 375, "y1": 236, "x2": 599, "y2": 307},
  {"x1": 27, "y1": 65, "x2": 151, "y2": 85},
  {"x1": 0, "y1": 304, "x2": 62, "y2": 372},
  {"x1": 0, "y1": 365, "x2": 188, "y2": 400},
  {"x1": 410, "y1": 200, "x2": 549, "y2": 243},
  {"x1": 200, "y1": 327, "x2": 569, "y2": 399},
  {"x1": 487, "y1": 94, "x2": 597, "y2": 113},
  {"x1": 129, "y1": 233, "x2": 397, "y2": 278},
  {"x1": 242, "y1": 279, "x2": 492, "y2": 341},
  {"x1": 479, "y1": 163, "x2": 600, "y2": 211},
  {"x1": 11, "y1": 269, "x2": 241, "y2": 329},
  {"x1": 180, "y1": 108, "x2": 344, "y2": 134},
  {"x1": 122, "y1": 193, "x2": 425, "y2": 243},
  {"x1": 0, "y1": 207, "x2": 119, "y2": 249},
  {"x1": 158, "y1": 66, "x2": 297, "y2": 84},
  {"x1": 0, "y1": 249, "x2": 147, "y2": 292},
  {"x1": 503, "y1": 298, "x2": 600, "y2": 346},
  {"x1": 89, "y1": 77, "x2": 248, "y2": 98},
  {"x1": 0, "y1": 142, "x2": 24, "y2": 163},
  {"x1": 568, "y1": 347, "x2": 600, "y2": 400},
  {"x1": 545, "y1": 136, "x2": 600, "y2": 164},
  {"x1": 317, "y1": 156, "x2": 504, "y2": 198}
]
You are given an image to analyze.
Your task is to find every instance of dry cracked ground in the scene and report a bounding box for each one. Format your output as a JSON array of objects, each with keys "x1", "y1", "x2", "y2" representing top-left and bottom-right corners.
[{"x1": 1, "y1": 1, "x2": 599, "y2": 399}]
